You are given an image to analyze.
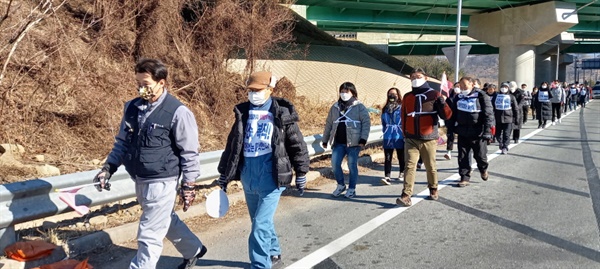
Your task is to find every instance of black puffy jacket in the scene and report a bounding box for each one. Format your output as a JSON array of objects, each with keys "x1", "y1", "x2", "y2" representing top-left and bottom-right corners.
[
  {"x1": 491, "y1": 93, "x2": 520, "y2": 124},
  {"x1": 451, "y1": 89, "x2": 494, "y2": 138},
  {"x1": 218, "y1": 97, "x2": 310, "y2": 187}
]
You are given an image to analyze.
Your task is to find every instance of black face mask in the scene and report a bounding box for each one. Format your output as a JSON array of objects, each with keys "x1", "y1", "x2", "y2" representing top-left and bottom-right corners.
[{"x1": 388, "y1": 95, "x2": 397, "y2": 102}]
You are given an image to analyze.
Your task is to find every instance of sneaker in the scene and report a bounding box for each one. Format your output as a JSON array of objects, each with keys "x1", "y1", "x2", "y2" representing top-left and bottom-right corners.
[
  {"x1": 429, "y1": 188, "x2": 439, "y2": 201},
  {"x1": 396, "y1": 193, "x2": 412, "y2": 206},
  {"x1": 559, "y1": 118, "x2": 562, "y2": 123},
  {"x1": 332, "y1": 184, "x2": 346, "y2": 197},
  {"x1": 481, "y1": 170, "x2": 489, "y2": 181},
  {"x1": 444, "y1": 151, "x2": 451, "y2": 160},
  {"x1": 538, "y1": 124, "x2": 542, "y2": 129},
  {"x1": 396, "y1": 173, "x2": 404, "y2": 181},
  {"x1": 417, "y1": 163, "x2": 423, "y2": 170},
  {"x1": 271, "y1": 255, "x2": 282, "y2": 268},
  {"x1": 178, "y1": 245, "x2": 207, "y2": 269},
  {"x1": 552, "y1": 121, "x2": 556, "y2": 126},
  {"x1": 344, "y1": 188, "x2": 356, "y2": 198},
  {"x1": 457, "y1": 180, "x2": 470, "y2": 187},
  {"x1": 380, "y1": 177, "x2": 391, "y2": 185},
  {"x1": 501, "y1": 148, "x2": 508, "y2": 155}
]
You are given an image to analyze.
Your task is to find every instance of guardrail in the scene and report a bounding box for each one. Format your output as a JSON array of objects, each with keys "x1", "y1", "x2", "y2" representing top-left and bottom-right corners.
[{"x1": 0, "y1": 125, "x2": 384, "y2": 249}]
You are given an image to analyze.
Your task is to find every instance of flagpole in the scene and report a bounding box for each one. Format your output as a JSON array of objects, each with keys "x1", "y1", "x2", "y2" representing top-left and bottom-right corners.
[{"x1": 454, "y1": 0, "x2": 463, "y2": 83}]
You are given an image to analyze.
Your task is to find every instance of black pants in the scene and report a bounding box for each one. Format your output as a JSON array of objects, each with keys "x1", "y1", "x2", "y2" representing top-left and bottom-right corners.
[
  {"x1": 512, "y1": 129, "x2": 520, "y2": 142},
  {"x1": 458, "y1": 136, "x2": 488, "y2": 181},
  {"x1": 495, "y1": 122, "x2": 512, "y2": 150},
  {"x1": 530, "y1": 105, "x2": 536, "y2": 119},
  {"x1": 384, "y1": 148, "x2": 404, "y2": 178},
  {"x1": 563, "y1": 99, "x2": 568, "y2": 113},
  {"x1": 551, "y1": 103, "x2": 562, "y2": 122},
  {"x1": 446, "y1": 130, "x2": 455, "y2": 151},
  {"x1": 538, "y1": 118, "x2": 547, "y2": 127},
  {"x1": 522, "y1": 106, "x2": 529, "y2": 124}
]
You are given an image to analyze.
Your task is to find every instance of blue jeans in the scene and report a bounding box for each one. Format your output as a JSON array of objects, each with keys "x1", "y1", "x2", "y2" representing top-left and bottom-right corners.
[
  {"x1": 241, "y1": 155, "x2": 284, "y2": 269},
  {"x1": 331, "y1": 143, "x2": 360, "y2": 189}
]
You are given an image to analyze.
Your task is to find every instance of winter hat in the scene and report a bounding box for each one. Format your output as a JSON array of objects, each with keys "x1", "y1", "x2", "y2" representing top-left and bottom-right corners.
[
  {"x1": 500, "y1": 82, "x2": 509, "y2": 88},
  {"x1": 246, "y1": 71, "x2": 277, "y2": 89},
  {"x1": 509, "y1": 81, "x2": 518, "y2": 91}
]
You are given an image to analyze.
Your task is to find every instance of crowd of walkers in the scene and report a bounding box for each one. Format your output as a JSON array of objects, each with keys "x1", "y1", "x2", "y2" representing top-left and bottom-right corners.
[{"x1": 92, "y1": 57, "x2": 594, "y2": 269}]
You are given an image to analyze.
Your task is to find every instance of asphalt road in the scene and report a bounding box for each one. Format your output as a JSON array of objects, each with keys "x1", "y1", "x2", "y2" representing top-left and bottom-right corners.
[{"x1": 93, "y1": 101, "x2": 600, "y2": 269}]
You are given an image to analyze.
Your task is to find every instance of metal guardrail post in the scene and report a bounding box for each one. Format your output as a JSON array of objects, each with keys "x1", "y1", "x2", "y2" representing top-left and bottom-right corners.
[{"x1": 0, "y1": 126, "x2": 383, "y2": 250}]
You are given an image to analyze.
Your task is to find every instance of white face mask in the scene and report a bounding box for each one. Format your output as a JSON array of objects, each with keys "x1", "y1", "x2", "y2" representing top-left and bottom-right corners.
[
  {"x1": 411, "y1": 78, "x2": 426, "y2": 88},
  {"x1": 248, "y1": 90, "x2": 268, "y2": 106},
  {"x1": 500, "y1": 87, "x2": 509, "y2": 93},
  {"x1": 461, "y1": 90, "x2": 471, "y2": 96},
  {"x1": 542, "y1": 85, "x2": 547, "y2": 89},
  {"x1": 453, "y1": 87, "x2": 461, "y2": 94},
  {"x1": 340, "y1": 92, "x2": 352, "y2": 101},
  {"x1": 509, "y1": 88, "x2": 516, "y2": 93}
]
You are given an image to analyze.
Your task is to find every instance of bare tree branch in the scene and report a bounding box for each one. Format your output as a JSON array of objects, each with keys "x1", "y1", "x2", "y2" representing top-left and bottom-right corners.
[{"x1": 0, "y1": 0, "x2": 14, "y2": 28}]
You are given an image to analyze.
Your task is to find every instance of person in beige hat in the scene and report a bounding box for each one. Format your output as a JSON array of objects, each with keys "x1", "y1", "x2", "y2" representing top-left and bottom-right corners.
[{"x1": 217, "y1": 71, "x2": 309, "y2": 268}]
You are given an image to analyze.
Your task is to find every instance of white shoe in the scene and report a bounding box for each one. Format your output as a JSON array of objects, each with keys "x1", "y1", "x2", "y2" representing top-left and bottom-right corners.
[
  {"x1": 559, "y1": 119, "x2": 562, "y2": 123},
  {"x1": 552, "y1": 122, "x2": 556, "y2": 126},
  {"x1": 380, "y1": 177, "x2": 391, "y2": 185},
  {"x1": 332, "y1": 184, "x2": 346, "y2": 197},
  {"x1": 344, "y1": 188, "x2": 356, "y2": 198}
]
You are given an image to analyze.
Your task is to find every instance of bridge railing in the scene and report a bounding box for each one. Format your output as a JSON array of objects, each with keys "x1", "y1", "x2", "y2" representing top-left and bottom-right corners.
[{"x1": 0, "y1": 125, "x2": 384, "y2": 249}]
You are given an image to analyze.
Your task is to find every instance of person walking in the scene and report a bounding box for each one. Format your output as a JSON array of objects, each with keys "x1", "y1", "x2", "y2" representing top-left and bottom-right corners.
[
  {"x1": 484, "y1": 84, "x2": 497, "y2": 144},
  {"x1": 444, "y1": 82, "x2": 461, "y2": 160},
  {"x1": 568, "y1": 84, "x2": 578, "y2": 111},
  {"x1": 217, "y1": 71, "x2": 310, "y2": 269},
  {"x1": 396, "y1": 68, "x2": 452, "y2": 206},
  {"x1": 534, "y1": 82, "x2": 553, "y2": 128},
  {"x1": 521, "y1": 84, "x2": 532, "y2": 124},
  {"x1": 509, "y1": 81, "x2": 524, "y2": 143},
  {"x1": 579, "y1": 85, "x2": 588, "y2": 108},
  {"x1": 550, "y1": 80, "x2": 565, "y2": 125},
  {"x1": 530, "y1": 87, "x2": 538, "y2": 120},
  {"x1": 492, "y1": 83, "x2": 520, "y2": 154},
  {"x1": 93, "y1": 58, "x2": 207, "y2": 269},
  {"x1": 451, "y1": 77, "x2": 494, "y2": 187},
  {"x1": 322, "y1": 82, "x2": 371, "y2": 198},
  {"x1": 380, "y1": 87, "x2": 405, "y2": 185}
]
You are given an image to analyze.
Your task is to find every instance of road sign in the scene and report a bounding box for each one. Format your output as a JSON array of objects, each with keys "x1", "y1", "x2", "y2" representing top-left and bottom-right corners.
[{"x1": 581, "y1": 58, "x2": 600, "y2": 69}]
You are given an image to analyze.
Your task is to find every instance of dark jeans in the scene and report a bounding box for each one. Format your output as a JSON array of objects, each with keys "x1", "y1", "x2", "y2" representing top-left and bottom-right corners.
[
  {"x1": 384, "y1": 148, "x2": 404, "y2": 178},
  {"x1": 512, "y1": 129, "x2": 520, "y2": 142},
  {"x1": 457, "y1": 136, "x2": 489, "y2": 181},
  {"x1": 446, "y1": 130, "x2": 455, "y2": 151},
  {"x1": 495, "y1": 122, "x2": 512, "y2": 150},
  {"x1": 530, "y1": 105, "x2": 536, "y2": 119},
  {"x1": 522, "y1": 106, "x2": 529, "y2": 124},
  {"x1": 551, "y1": 103, "x2": 562, "y2": 122}
]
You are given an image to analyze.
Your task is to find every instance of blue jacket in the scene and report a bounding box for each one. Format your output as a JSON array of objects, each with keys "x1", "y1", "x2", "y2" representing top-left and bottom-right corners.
[{"x1": 381, "y1": 105, "x2": 404, "y2": 149}]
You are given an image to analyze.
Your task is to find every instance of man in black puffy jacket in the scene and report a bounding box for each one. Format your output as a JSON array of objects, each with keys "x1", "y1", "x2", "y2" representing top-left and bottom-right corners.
[
  {"x1": 492, "y1": 83, "x2": 520, "y2": 155},
  {"x1": 217, "y1": 71, "x2": 310, "y2": 269},
  {"x1": 451, "y1": 77, "x2": 494, "y2": 187}
]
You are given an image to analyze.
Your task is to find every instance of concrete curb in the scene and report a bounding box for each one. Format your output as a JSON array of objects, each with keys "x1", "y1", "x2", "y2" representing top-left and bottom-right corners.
[{"x1": 66, "y1": 152, "x2": 385, "y2": 257}]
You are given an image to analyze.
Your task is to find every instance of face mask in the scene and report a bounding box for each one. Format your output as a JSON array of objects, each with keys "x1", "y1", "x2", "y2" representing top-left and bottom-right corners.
[
  {"x1": 500, "y1": 87, "x2": 509, "y2": 93},
  {"x1": 340, "y1": 92, "x2": 352, "y2": 101},
  {"x1": 411, "y1": 78, "x2": 426, "y2": 88},
  {"x1": 138, "y1": 84, "x2": 159, "y2": 101},
  {"x1": 248, "y1": 90, "x2": 268, "y2": 106},
  {"x1": 453, "y1": 87, "x2": 461, "y2": 94},
  {"x1": 509, "y1": 88, "x2": 516, "y2": 93},
  {"x1": 461, "y1": 90, "x2": 470, "y2": 96},
  {"x1": 542, "y1": 86, "x2": 547, "y2": 89},
  {"x1": 388, "y1": 95, "x2": 397, "y2": 102}
]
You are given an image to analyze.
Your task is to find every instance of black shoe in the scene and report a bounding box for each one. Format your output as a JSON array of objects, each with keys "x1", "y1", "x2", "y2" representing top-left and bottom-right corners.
[
  {"x1": 271, "y1": 255, "x2": 282, "y2": 268},
  {"x1": 178, "y1": 245, "x2": 207, "y2": 269}
]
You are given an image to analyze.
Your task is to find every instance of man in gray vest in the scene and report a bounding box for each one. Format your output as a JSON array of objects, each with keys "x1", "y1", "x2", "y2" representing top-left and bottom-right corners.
[{"x1": 93, "y1": 58, "x2": 206, "y2": 269}]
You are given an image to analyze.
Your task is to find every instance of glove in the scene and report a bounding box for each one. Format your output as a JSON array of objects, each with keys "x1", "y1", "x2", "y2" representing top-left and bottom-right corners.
[
  {"x1": 217, "y1": 175, "x2": 228, "y2": 193},
  {"x1": 322, "y1": 142, "x2": 327, "y2": 149},
  {"x1": 93, "y1": 163, "x2": 113, "y2": 192},
  {"x1": 179, "y1": 182, "x2": 196, "y2": 212},
  {"x1": 295, "y1": 176, "x2": 307, "y2": 196}
]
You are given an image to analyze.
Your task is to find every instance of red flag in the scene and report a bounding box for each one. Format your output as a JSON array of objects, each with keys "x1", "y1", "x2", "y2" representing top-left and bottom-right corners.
[{"x1": 440, "y1": 71, "x2": 450, "y2": 97}]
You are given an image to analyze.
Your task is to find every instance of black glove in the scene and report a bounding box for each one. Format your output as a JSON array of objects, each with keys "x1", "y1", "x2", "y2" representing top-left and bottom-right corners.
[
  {"x1": 179, "y1": 182, "x2": 196, "y2": 212},
  {"x1": 93, "y1": 163, "x2": 114, "y2": 192},
  {"x1": 295, "y1": 176, "x2": 307, "y2": 196},
  {"x1": 217, "y1": 175, "x2": 228, "y2": 193}
]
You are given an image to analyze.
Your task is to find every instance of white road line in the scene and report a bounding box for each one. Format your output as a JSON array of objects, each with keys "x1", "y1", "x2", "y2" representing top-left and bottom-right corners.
[{"x1": 285, "y1": 104, "x2": 585, "y2": 269}]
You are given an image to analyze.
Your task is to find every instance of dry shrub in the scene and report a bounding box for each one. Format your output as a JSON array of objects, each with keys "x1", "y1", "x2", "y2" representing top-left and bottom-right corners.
[{"x1": 0, "y1": 0, "x2": 303, "y2": 178}]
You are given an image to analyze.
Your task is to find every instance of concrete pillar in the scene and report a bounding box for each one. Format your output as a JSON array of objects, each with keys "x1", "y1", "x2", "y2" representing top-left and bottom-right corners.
[
  {"x1": 535, "y1": 55, "x2": 552, "y2": 85},
  {"x1": 498, "y1": 45, "x2": 535, "y2": 87},
  {"x1": 468, "y1": 1, "x2": 577, "y2": 87},
  {"x1": 550, "y1": 55, "x2": 559, "y2": 81},
  {"x1": 559, "y1": 64, "x2": 568, "y2": 82}
]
